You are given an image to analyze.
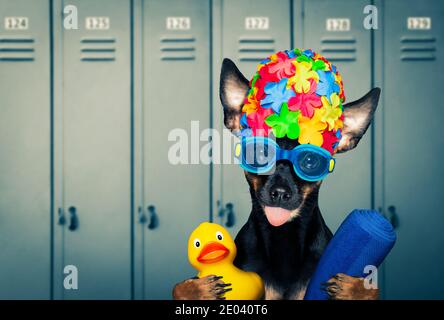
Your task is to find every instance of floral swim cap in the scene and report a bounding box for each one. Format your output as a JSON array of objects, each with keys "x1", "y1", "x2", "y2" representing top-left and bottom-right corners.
[{"x1": 240, "y1": 48, "x2": 346, "y2": 155}]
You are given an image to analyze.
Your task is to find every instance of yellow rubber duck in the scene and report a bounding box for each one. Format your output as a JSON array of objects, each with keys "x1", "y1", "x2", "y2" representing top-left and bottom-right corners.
[{"x1": 188, "y1": 222, "x2": 264, "y2": 300}]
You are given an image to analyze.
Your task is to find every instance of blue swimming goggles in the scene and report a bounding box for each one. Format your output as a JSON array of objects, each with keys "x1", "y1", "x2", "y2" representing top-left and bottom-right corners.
[{"x1": 235, "y1": 136, "x2": 335, "y2": 181}]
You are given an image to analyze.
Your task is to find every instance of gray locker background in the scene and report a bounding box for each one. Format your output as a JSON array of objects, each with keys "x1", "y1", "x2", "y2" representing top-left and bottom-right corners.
[
  {"x1": 0, "y1": 0, "x2": 443, "y2": 300},
  {"x1": 133, "y1": 0, "x2": 211, "y2": 299},
  {"x1": 374, "y1": 0, "x2": 444, "y2": 299},
  {"x1": 52, "y1": 0, "x2": 132, "y2": 299},
  {"x1": 0, "y1": 0, "x2": 51, "y2": 299}
]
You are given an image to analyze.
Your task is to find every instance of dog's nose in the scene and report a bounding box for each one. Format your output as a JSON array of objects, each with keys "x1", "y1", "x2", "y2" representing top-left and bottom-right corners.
[{"x1": 270, "y1": 186, "x2": 292, "y2": 203}]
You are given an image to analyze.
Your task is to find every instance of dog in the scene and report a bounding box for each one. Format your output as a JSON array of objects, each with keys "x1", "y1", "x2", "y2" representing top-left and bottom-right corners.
[{"x1": 173, "y1": 58, "x2": 381, "y2": 300}]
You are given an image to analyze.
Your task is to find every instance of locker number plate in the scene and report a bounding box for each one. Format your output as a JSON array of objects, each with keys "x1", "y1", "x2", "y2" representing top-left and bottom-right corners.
[
  {"x1": 407, "y1": 17, "x2": 431, "y2": 30},
  {"x1": 85, "y1": 17, "x2": 110, "y2": 30},
  {"x1": 326, "y1": 18, "x2": 350, "y2": 31},
  {"x1": 4, "y1": 17, "x2": 28, "y2": 30},
  {"x1": 166, "y1": 17, "x2": 191, "y2": 30},
  {"x1": 245, "y1": 17, "x2": 269, "y2": 30}
]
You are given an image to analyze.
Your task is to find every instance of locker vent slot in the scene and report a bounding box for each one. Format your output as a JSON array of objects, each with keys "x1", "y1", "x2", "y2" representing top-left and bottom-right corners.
[
  {"x1": 160, "y1": 35, "x2": 195, "y2": 61},
  {"x1": 0, "y1": 36, "x2": 35, "y2": 61},
  {"x1": 400, "y1": 36, "x2": 436, "y2": 61},
  {"x1": 320, "y1": 36, "x2": 356, "y2": 62},
  {"x1": 80, "y1": 37, "x2": 116, "y2": 62},
  {"x1": 238, "y1": 36, "x2": 275, "y2": 62}
]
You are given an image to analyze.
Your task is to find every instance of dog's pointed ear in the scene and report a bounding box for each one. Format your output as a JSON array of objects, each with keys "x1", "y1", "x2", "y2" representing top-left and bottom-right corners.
[
  {"x1": 336, "y1": 87, "x2": 381, "y2": 153},
  {"x1": 219, "y1": 58, "x2": 250, "y2": 132}
]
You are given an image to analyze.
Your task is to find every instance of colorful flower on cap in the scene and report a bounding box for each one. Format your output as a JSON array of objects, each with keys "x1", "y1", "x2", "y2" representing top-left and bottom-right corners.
[
  {"x1": 267, "y1": 51, "x2": 296, "y2": 79},
  {"x1": 314, "y1": 54, "x2": 333, "y2": 71},
  {"x1": 320, "y1": 93, "x2": 342, "y2": 130},
  {"x1": 298, "y1": 108, "x2": 327, "y2": 146},
  {"x1": 287, "y1": 79, "x2": 322, "y2": 117},
  {"x1": 322, "y1": 129, "x2": 340, "y2": 154},
  {"x1": 239, "y1": 48, "x2": 346, "y2": 155},
  {"x1": 316, "y1": 70, "x2": 340, "y2": 102},
  {"x1": 302, "y1": 49, "x2": 315, "y2": 58},
  {"x1": 246, "y1": 106, "x2": 273, "y2": 136},
  {"x1": 287, "y1": 61, "x2": 319, "y2": 93},
  {"x1": 334, "y1": 71, "x2": 346, "y2": 102},
  {"x1": 285, "y1": 49, "x2": 297, "y2": 59},
  {"x1": 260, "y1": 78, "x2": 296, "y2": 113},
  {"x1": 242, "y1": 87, "x2": 260, "y2": 115},
  {"x1": 264, "y1": 103, "x2": 301, "y2": 139}
]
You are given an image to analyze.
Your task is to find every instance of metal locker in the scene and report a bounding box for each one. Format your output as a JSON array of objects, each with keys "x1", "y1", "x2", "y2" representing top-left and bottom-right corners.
[
  {"x1": 133, "y1": 0, "x2": 211, "y2": 299},
  {"x1": 212, "y1": 0, "x2": 292, "y2": 237},
  {"x1": 53, "y1": 0, "x2": 132, "y2": 299},
  {"x1": 0, "y1": 0, "x2": 51, "y2": 299},
  {"x1": 294, "y1": 0, "x2": 373, "y2": 232},
  {"x1": 376, "y1": 0, "x2": 444, "y2": 299}
]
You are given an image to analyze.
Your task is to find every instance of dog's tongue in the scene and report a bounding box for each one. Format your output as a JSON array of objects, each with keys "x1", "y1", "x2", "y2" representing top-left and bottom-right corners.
[{"x1": 264, "y1": 206, "x2": 292, "y2": 227}]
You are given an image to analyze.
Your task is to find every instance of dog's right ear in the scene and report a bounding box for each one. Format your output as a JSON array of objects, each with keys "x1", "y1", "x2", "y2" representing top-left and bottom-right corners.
[
  {"x1": 336, "y1": 87, "x2": 381, "y2": 153},
  {"x1": 219, "y1": 58, "x2": 250, "y2": 133}
]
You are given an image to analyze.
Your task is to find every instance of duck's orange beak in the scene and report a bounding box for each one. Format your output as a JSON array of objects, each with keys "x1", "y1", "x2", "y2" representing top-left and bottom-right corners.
[{"x1": 197, "y1": 242, "x2": 229, "y2": 264}]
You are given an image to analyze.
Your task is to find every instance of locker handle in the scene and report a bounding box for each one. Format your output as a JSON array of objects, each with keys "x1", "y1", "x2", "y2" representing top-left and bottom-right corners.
[
  {"x1": 138, "y1": 206, "x2": 147, "y2": 224},
  {"x1": 147, "y1": 205, "x2": 159, "y2": 230},
  {"x1": 217, "y1": 200, "x2": 225, "y2": 218},
  {"x1": 387, "y1": 205, "x2": 399, "y2": 230},
  {"x1": 225, "y1": 203, "x2": 235, "y2": 228},
  {"x1": 68, "y1": 206, "x2": 79, "y2": 231},
  {"x1": 57, "y1": 208, "x2": 66, "y2": 225}
]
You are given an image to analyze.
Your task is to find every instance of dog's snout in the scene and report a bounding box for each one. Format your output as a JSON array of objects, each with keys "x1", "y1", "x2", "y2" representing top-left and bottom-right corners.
[
  {"x1": 256, "y1": 161, "x2": 301, "y2": 210},
  {"x1": 270, "y1": 186, "x2": 292, "y2": 204}
]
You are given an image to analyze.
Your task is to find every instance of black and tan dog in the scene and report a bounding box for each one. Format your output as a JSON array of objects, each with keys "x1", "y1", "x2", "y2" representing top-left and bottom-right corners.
[{"x1": 173, "y1": 59, "x2": 381, "y2": 300}]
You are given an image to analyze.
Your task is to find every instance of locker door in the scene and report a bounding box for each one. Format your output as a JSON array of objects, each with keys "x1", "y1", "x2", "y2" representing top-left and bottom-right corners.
[
  {"x1": 213, "y1": 0, "x2": 291, "y2": 237},
  {"x1": 53, "y1": 0, "x2": 132, "y2": 299},
  {"x1": 295, "y1": 0, "x2": 372, "y2": 231},
  {"x1": 134, "y1": 0, "x2": 211, "y2": 299},
  {"x1": 381, "y1": 0, "x2": 444, "y2": 299},
  {"x1": 0, "y1": 0, "x2": 51, "y2": 299}
]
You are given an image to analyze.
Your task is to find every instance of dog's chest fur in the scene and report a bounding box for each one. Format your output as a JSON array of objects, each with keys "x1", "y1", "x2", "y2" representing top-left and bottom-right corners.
[
  {"x1": 264, "y1": 284, "x2": 307, "y2": 300},
  {"x1": 233, "y1": 205, "x2": 332, "y2": 300}
]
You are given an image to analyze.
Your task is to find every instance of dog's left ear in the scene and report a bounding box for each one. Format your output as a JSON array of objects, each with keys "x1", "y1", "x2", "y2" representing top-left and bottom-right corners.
[
  {"x1": 336, "y1": 88, "x2": 381, "y2": 153},
  {"x1": 219, "y1": 58, "x2": 250, "y2": 133}
]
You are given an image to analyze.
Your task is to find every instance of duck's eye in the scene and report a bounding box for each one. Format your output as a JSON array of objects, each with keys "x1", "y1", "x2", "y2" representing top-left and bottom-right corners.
[
  {"x1": 216, "y1": 231, "x2": 223, "y2": 241},
  {"x1": 194, "y1": 239, "x2": 201, "y2": 248}
]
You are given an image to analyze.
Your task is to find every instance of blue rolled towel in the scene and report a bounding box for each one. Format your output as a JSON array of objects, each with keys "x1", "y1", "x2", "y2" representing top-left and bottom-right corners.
[{"x1": 304, "y1": 209, "x2": 396, "y2": 300}]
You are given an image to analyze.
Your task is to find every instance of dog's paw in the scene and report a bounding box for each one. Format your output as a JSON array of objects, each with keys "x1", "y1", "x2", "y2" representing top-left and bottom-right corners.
[
  {"x1": 323, "y1": 273, "x2": 379, "y2": 300},
  {"x1": 173, "y1": 275, "x2": 232, "y2": 300}
]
